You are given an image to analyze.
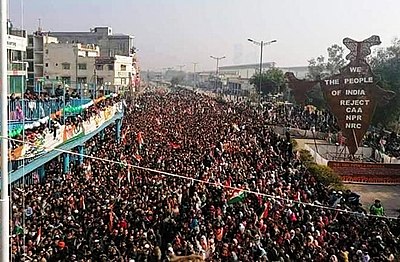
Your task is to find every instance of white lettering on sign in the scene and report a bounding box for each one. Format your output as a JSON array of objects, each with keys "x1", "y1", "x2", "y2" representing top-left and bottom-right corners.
[
  {"x1": 349, "y1": 67, "x2": 362, "y2": 73},
  {"x1": 344, "y1": 77, "x2": 373, "y2": 84},
  {"x1": 331, "y1": 90, "x2": 341, "y2": 96},
  {"x1": 346, "y1": 115, "x2": 362, "y2": 121},
  {"x1": 345, "y1": 107, "x2": 363, "y2": 113},
  {"x1": 345, "y1": 123, "x2": 362, "y2": 129},
  {"x1": 324, "y1": 79, "x2": 340, "y2": 86},
  {"x1": 339, "y1": 99, "x2": 370, "y2": 106},
  {"x1": 345, "y1": 89, "x2": 366, "y2": 96}
]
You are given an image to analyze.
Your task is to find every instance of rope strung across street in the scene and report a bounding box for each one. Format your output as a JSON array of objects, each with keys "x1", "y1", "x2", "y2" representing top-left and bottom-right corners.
[{"x1": 3, "y1": 136, "x2": 400, "y2": 221}]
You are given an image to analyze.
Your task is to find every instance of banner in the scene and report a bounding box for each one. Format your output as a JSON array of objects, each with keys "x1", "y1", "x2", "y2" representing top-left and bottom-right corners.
[{"x1": 328, "y1": 161, "x2": 400, "y2": 184}]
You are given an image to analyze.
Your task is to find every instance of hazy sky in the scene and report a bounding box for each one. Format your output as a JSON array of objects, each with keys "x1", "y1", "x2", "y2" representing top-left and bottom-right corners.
[{"x1": 9, "y1": 0, "x2": 400, "y2": 71}]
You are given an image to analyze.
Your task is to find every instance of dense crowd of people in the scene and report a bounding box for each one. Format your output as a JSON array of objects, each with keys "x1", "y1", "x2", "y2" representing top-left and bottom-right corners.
[
  {"x1": 364, "y1": 130, "x2": 400, "y2": 158},
  {"x1": 263, "y1": 103, "x2": 339, "y2": 134},
  {"x1": 262, "y1": 102, "x2": 400, "y2": 159},
  {"x1": 8, "y1": 89, "x2": 400, "y2": 261}
]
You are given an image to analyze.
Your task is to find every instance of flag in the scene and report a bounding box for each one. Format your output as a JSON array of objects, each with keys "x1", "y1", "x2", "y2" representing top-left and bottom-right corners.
[
  {"x1": 127, "y1": 168, "x2": 131, "y2": 184},
  {"x1": 15, "y1": 226, "x2": 24, "y2": 235},
  {"x1": 215, "y1": 227, "x2": 224, "y2": 241},
  {"x1": 137, "y1": 132, "x2": 144, "y2": 149},
  {"x1": 109, "y1": 205, "x2": 114, "y2": 232},
  {"x1": 36, "y1": 226, "x2": 42, "y2": 245},
  {"x1": 121, "y1": 130, "x2": 127, "y2": 145},
  {"x1": 227, "y1": 190, "x2": 246, "y2": 205},
  {"x1": 79, "y1": 195, "x2": 86, "y2": 210},
  {"x1": 224, "y1": 177, "x2": 232, "y2": 197},
  {"x1": 135, "y1": 154, "x2": 143, "y2": 162},
  {"x1": 169, "y1": 142, "x2": 181, "y2": 149},
  {"x1": 257, "y1": 201, "x2": 270, "y2": 220}
]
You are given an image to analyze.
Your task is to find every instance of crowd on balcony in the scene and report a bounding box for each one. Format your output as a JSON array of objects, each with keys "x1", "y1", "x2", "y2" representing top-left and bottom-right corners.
[
  {"x1": 8, "y1": 94, "x2": 121, "y2": 171},
  {"x1": 8, "y1": 88, "x2": 96, "y2": 121},
  {"x1": 9, "y1": 90, "x2": 399, "y2": 261}
]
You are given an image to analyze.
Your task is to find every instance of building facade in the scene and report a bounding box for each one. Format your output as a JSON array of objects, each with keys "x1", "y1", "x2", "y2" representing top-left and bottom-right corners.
[
  {"x1": 24, "y1": 26, "x2": 140, "y2": 94},
  {"x1": 7, "y1": 26, "x2": 28, "y2": 94},
  {"x1": 26, "y1": 32, "x2": 59, "y2": 90},
  {"x1": 48, "y1": 27, "x2": 135, "y2": 58},
  {"x1": 43, "y1": 42, "x2": 100, "y2": 90},
  {"x1": 95, "y1": 55, "x2": 137, "y2": 93}
]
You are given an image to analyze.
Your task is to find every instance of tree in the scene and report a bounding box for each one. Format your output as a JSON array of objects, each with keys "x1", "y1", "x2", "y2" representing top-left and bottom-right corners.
[
  {"x1": 250, "y1": 67, "x2": 285, "y2": 95},
  {"x1": 307, "y1": 55, "x2": 326, "y2": 80},
  {"x1": 305, "y1": 44, "x2": 346, "y2": 108},
  {"x1": 326, "y1": 44, "x2": 346, "y2": 74},
  {"x1": 370, "y1": 38, "x2": 400, "y2": 127},
  {"x1": 307, "y1": 44, "x2": 346, "y2": 80}
]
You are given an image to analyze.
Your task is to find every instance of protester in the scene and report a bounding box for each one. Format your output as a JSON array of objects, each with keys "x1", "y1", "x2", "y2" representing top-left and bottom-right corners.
[
  {"x1": 9, "y1": 88, "x2": 399, "y2": 261},
  {"x1": 370, "y1": 199, "x2": 385, "y2": 216}
]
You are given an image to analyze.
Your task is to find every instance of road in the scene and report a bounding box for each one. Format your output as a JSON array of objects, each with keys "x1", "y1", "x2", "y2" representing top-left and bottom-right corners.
[{"x1": 345, "y1": 183, "x2": 400, "y2": 217}]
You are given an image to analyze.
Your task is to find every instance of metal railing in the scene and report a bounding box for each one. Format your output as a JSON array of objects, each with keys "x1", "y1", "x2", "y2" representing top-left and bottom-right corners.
[{"x1": 8, "y1": 97, "x2": 92, "y2": 122}]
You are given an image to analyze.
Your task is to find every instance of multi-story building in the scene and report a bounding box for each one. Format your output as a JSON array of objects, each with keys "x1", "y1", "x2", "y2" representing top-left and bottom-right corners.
[
  {"x1": 95, "y1": 55, "x2": 137, "y2": 93},
  {"x1": 7, "y1": 25, "x2": 28, "y2": 94},
  {"x1": 44, "y1": 42, "x2": 100, "y2": 90},
  {"x1": 26, "y1": 26, "x2": 139, "y2": 94},
  {"x1": 48, "y1": 26, "x2": 135, "y2": 58},
  {"x1": 26, "y1": 31, "x2": 58, "y2": 90}
]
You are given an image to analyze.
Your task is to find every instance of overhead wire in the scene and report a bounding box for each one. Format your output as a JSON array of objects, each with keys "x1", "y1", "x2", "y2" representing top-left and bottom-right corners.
[{"x1": 3, "y1": 135, "x2": 400, "y2": 221}]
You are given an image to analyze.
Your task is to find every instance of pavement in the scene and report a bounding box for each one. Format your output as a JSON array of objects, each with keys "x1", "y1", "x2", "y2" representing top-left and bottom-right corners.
[{"x1": 345, "y1": 183, "x2": 400, "y2": 217}]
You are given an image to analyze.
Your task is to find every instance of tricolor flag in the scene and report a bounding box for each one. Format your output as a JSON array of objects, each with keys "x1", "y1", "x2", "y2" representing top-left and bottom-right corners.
[
  {"x1": 109, "y1": 205, "x2": 114, "y2": 232},
  {"x1": 257, "y1": 201, "x2": 271, "y2": 220},
  {"x1": 215, "y1": 227, "x2": 224, "y2": 241},
  {"x1": 127, "y1": 167, "x2": 131, "y2": 184},
  {"x1": 227, "y1": 189, "x2": 246, "y2": 205},
  {"x1": 79, "y1": 195, "x2": 86, "y2": 210},
  {"x1": 137, "y1": 132, "x2": 144, "y2": 149},
  {"x1": 135, "y1": 154, "x2": 143, "y2": 162},
  {"x1": 36, "y1": 226, "x2": 42, "y2": 245},
  {"x1": 169, "y1": 142, "x2": 181, "y2": 149}
]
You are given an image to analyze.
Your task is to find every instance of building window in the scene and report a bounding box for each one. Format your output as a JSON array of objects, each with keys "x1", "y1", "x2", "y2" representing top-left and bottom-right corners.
[
  {"x1": 77, "y1": 77, "x2": 87, "y2": 84},
  {"x1": 120, "y1": 64, "x2": 127, "y2": 71},
  {"x1": 78, "y1": 63, "x2": 87, "y2": 70},
  {"x1": 62, "y1": 63, "x2": 71, "y2": 70},
  {"x1": 45, "y1": 49, "x2": 48, "y2": 54},
  {"x1": 107, "y1": 64, "x2": 114, "y2": 71},
  {"x1": 95, "y1": 64, "x2": 103, "y2": 71},
  {"x1": 61, "y1": 76, "x2": 71, "y2": 84},
  {"x1": 97, "y1": 77, "x2": 104, "y2": 85},
  {"x1": 121, "y1": 78, "x2": 127, "y2": 85},
  {"x1": 45, "y1": 63, "x2": 48, "y2": 67}
]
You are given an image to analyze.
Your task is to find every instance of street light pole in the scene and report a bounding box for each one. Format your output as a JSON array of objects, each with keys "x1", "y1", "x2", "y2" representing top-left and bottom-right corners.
[
  {"x1": 0, "y1": 0, "x2": 10, "y2": 259},
  {"x1": 177, "y1": 65, "x2": 185, "y2": 72},
  {"x1": 210, "y1": 56, "x2": 225, "y2": 91},
  {"x1": 248, "y1": 38, "x2": 277, "y2": 96},
  {"x1": 192, "y1": 62, "x2": 198, "y2": 89}
]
